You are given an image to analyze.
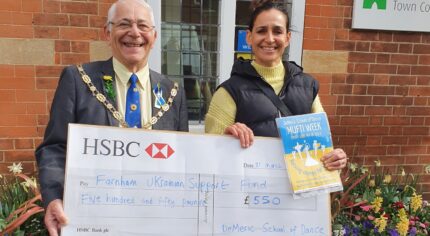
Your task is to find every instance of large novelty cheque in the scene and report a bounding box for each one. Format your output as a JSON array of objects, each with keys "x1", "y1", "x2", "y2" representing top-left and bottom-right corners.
[{"x1": 62, "y1": 124, "x2": 332, "y2": 236}]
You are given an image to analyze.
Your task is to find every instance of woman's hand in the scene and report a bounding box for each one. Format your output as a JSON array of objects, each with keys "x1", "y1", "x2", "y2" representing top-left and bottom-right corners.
[
  {"x1": 224, "y1": 122, "x2": 254, "y2": 148},
  {"x1": 321, "y1": 148, "x2": 348, "y2": 171}
]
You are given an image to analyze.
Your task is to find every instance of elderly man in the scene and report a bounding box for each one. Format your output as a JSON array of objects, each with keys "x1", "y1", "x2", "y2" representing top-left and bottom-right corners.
[{"x1": 35, "y1": 0, "x2": 188, "y2": 235}]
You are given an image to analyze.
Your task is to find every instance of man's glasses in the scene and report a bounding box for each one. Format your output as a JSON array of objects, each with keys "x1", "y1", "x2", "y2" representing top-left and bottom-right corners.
[{"x1": 108, "y1": 20, "x2": 155, "y2": 32}]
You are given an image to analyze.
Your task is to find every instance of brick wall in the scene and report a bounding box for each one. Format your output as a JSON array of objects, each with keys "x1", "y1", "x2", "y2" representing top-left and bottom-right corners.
[
  {"x1": 0, "y1": 0, "x2": 113, "y2": 175},
  {"x1": 0, "y1": 0, "x2": 429, "y2": 199},
  {"x1": 302, "y1": 0, "x2": 430, "y2": 199}
]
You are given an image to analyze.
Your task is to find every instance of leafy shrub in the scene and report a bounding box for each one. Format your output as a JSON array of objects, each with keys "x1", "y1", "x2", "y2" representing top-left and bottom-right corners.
[{"x1": 0, "y1": 163, "x2": 46, "y2": 235}]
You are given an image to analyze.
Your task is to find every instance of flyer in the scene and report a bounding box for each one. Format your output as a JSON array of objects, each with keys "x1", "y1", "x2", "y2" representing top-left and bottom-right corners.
[{"x1": 276, "y1": 112, "x2": 343, "y2": 197}]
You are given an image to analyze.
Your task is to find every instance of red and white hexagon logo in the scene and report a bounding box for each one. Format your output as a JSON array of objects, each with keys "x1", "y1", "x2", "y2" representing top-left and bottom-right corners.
[{"x1": 145, "y1": 143, "x2": 175, "y2": 159}]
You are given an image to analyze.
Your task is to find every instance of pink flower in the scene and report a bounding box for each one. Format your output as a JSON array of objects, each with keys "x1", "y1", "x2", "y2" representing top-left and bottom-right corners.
[
  {"x1": 368, "y1": 215, "x2": 375, "y2": 220},
  {"x1": 354, "y1": 215, "x2": 361, "y2": 221},
  {"x1": 360, "y1": 205, "x2": 372, "y2": 211}
]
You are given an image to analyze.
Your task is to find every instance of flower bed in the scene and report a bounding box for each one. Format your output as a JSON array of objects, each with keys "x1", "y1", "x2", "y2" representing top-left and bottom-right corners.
[{"x1": 332, "y1": 161, "x2": 430, "y2": 236}]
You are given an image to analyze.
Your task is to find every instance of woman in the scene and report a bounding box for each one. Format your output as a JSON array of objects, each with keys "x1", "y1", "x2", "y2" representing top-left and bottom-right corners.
[{"x1": 205, "y1": 0, "x2": 347, "y2": 170}]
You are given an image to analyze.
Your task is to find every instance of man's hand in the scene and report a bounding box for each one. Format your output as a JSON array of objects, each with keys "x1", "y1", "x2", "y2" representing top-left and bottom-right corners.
[
  {"x1": 321, "y1": 148, "x2": 348, "y2": 171},
  {"x1": 45, "y1": 199, "x2": 68, "y2": 236},
  {"x1": 224, "y1": 122, "x2": 254, "y2": 148}
]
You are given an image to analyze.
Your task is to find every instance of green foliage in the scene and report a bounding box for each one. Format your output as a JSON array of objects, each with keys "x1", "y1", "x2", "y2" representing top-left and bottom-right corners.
[{"x1": 0, "y1": 165, "x2": 46, "y2": 235}]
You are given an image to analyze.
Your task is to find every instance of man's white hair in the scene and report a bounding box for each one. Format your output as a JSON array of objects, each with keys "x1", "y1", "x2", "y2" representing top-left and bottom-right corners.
[{"x1": 106, "y1": 0, "x2": 155, "y2": 31}]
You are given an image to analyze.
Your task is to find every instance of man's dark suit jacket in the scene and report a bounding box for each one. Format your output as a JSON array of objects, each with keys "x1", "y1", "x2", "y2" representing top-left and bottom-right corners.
[{"x1": 35, "y1": 58, "x2": 188, "y2": 208}]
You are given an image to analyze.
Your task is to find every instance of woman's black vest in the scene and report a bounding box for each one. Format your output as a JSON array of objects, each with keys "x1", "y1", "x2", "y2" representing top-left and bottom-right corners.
[{"x1": 220, "y1": 59, "x2": 319, "y2": 137}]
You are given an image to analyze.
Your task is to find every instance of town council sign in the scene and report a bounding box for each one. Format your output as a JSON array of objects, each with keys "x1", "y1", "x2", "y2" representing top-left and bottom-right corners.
[{"x1": 353, "y1": 0, "x2": 430, "y2": 32}]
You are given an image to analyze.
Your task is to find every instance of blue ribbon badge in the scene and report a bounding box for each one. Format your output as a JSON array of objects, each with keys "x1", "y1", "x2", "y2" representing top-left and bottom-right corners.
[{"x1": 153, "y1": 83, "x2": 166, "y2": 109}]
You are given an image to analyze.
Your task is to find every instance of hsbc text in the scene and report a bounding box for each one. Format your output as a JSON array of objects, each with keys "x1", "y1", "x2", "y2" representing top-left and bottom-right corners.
[{"x1": 82, "y1": 138, "x2": 140, "y2": 158}]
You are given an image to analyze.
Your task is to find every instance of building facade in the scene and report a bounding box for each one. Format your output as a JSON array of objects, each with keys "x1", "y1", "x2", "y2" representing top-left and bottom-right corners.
[{"x1": 0, "y1": 0, "x2": 429, "y2": 199}]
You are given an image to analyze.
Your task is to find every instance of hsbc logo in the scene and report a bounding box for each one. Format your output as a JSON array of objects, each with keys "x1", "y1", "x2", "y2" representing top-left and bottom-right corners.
[
  {"x1": 145, "y1": 143, "x2": 175, "y2": 159},
  {"x1": 80, "y1": 138, "x2": 175, "y2": 159}
]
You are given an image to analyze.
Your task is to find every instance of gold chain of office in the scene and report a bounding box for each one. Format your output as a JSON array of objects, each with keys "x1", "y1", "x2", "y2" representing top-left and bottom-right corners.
[{"x1": 76, "y1": 64, "x2": 179, "y2": 129}]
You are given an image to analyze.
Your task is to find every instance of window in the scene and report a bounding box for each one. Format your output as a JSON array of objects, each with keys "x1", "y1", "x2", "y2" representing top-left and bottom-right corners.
[{"x1": 161, "y1": 0, "x2": 220, "y2": 123}]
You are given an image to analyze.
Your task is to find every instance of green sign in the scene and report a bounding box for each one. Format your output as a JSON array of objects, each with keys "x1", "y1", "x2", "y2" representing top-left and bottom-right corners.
[{"x1": 363, "y1": 0, "x2": 387, "y2": 10}]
